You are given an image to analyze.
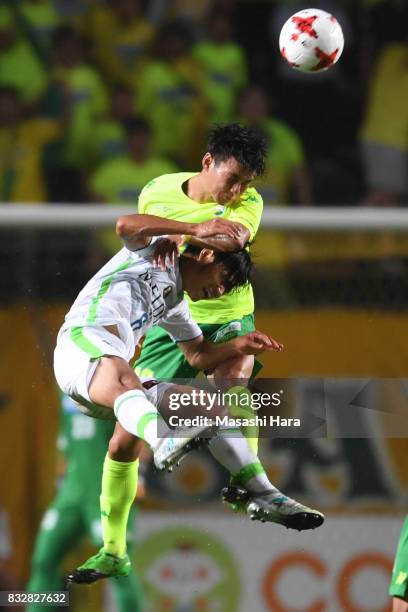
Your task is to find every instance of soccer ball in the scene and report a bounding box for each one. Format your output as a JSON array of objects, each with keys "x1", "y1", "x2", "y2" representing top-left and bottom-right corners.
[{"x1": 279, "y1": 8, "x2": 344, "y2": 73}]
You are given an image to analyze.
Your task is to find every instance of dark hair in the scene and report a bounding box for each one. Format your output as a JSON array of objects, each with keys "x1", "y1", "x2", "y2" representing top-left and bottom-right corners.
[
  {"x1": 52, "y1": 25, "x2": 81, "y2": 49},
  {"x1": 185, "y1": 245, "x2": 253, "y2": 293},
  {"x1": 207, "y1": 123, "x2": 268, "y2": 176},
  {"x1": 0, "y1": 85, "x2": 18, "y2": 99},
  {"x1": 215, "y1": 249, "x2": 253, "y2": 292},
  {"x1": 124, "y1": 116, "x2": 151, "y2": 138}
]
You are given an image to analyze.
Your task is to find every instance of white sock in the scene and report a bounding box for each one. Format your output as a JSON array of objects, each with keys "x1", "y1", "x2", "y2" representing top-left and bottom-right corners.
[
  {"x1": 208, "y1": 428, "x2": 277, "y2": 494},
  {"x1": 114, "y1": 389, "x2": 167, "y2": 450}
]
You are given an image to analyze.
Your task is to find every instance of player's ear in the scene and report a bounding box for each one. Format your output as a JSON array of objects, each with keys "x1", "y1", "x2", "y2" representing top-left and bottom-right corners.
[
  {"x1": 202, "y1": 152, "x2": 214, "y2": 172},
  {"x1": 198, "y1": 248, "x2": 215, "y2": 263}
]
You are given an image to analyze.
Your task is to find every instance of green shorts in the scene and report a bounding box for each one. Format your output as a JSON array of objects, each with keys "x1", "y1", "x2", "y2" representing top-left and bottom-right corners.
[
  {"x1": 390, "y1": 516, "x2": 408, "y2": 599},
  {"x1": 134, "y1": 314, "x2": 262, "y2": 379}
]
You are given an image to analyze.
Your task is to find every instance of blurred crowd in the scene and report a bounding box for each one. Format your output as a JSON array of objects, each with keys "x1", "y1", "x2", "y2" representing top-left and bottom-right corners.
[{"x1": 0, "y1": 0, "x2": 407, "y2": 209}]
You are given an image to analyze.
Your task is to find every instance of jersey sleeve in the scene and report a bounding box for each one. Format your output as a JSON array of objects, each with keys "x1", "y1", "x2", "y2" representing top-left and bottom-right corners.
[
  {"x1": 159, "y1": 299, "x2": 202, "y2": 343},
  {"x1": 229, "y1": 188, "x2": 263, "y2": 241},
  {"x1": 125, "y1": 235, "x2": 162, "y2": 255}
]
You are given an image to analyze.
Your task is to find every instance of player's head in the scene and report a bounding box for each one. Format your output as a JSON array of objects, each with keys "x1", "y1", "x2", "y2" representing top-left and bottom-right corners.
[
  {"x1": 201, "y1": 123, "x2": 267, "y2": 204},
  {"x1": 180, "y1": 245, "x2": 253, "y2": 301},
  {"x1": 112, "y1": 0, "x2": 142, "y2": 22},
  {"x1": 110, "y1": 85, "x2": 134, "y2": 121},
  {"x1": 153, "y1": 20, "x2": 193, "y2": 60},
  {"x1": 52, "y1": 26, "x2": 83, "y2": 67},
  {"x1": 124, "y1": 117, "x2": 152, "y2": 160}
]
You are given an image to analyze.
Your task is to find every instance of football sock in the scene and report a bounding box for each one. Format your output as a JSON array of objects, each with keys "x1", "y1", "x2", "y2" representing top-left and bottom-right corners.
[
  {"x1": 100, "y1": 454, "x2": 138, "y2": 557},
  {"x1": 208, "y1": 429, "x2": 276, "y2": 494},
  {"x1": 114, "y1": 389, "x2": 166, "y2": 450},
  {"x1": 227, "y1": 386, "x2": 259, "y2": 454}
]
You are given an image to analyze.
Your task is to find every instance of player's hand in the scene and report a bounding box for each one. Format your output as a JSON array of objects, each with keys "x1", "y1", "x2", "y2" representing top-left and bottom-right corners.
[
  {"x1": 193, "y1": 219, "x2": 243, "y2": 240},
  {"x1": 152, "y1": 237, "x2": 182, "y2": 270},
  {"x1": 235, "y1": 332, "x2": 284, "y2": 356}
]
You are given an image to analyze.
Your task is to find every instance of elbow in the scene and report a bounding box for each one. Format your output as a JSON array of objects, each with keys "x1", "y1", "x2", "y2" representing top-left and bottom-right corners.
[
  {"x1": 233, "y1": 228, "x2": 250, "y2": 251},
  {"x1": 235, "y1": 236, "x2": 248, "y2": 250},
  {"x1": 116, "y1": 216, "x2": 127, "y2": 238},
  {"x1": 187, "y1": 352, "x2": 207, "y2": 370},
  {"x1": 187, "y1": 354, "x2": 201, "y2": 370}
]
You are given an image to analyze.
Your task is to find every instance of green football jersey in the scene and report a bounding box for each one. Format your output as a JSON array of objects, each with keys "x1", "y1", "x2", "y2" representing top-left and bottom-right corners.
[
  {"x1": 58, "y1": 394, "x2": 114, "y2": 496},
  {"x1": 138, "y1": 172, "x2": 263, "y2": 323}
]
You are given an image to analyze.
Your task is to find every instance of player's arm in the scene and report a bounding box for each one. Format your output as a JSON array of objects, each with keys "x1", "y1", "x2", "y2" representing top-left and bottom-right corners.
[
  {"x1": 186, "y1": 189, "x2": 264, "y2": 252},
  {"x1": 151, "y1": 223, "x2": 250, "y2": 269},
  {"x1": 187, "y1": 221, "x2": 250, "y2": 252},
  {"x1": 178, "y1": 332, "x2": 283, "y2": 371},
  {"x1": 116, "y1": 214, "x2": 244, "y2": 251}
]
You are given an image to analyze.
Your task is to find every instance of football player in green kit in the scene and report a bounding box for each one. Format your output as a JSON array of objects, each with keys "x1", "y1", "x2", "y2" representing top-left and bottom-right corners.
[
  {"x1": 27, "y1": 394, "x2": 143, "y2": 611},
  {"x1": 68, "y1": 123, "x2": 323, "y2": 586},
  {"x1": 135, "y1": 123, "x2": 265, "y2": 447},
  {"x1": 390, "y1": 516, "x2": 408, "y2": 611}
]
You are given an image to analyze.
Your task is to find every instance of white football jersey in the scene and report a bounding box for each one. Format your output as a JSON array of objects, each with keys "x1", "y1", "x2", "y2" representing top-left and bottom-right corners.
[{"x1": 60, "y1": 237, "x2": 202, "y2": 355}]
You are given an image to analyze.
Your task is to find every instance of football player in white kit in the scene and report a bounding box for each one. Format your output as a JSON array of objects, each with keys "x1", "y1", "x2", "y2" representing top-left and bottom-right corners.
[
  {"x1": 55, "y1": 212, "x2": 323, "y2": 584},
  {"x1": 54, "y1": 213, "x2": 275, "y2": 462}
]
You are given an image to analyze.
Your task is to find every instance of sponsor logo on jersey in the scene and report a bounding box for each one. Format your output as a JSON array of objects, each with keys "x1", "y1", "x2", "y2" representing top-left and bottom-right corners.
[
  {"x1": 131, "y1": 313, "x2": 149, "y2": 330},
  {"x1": 214, "y1": 204, "x2": 226, "y2": 216},
  {"x1": 214, "y1": 321, "x2": 242, "y2": 343}
]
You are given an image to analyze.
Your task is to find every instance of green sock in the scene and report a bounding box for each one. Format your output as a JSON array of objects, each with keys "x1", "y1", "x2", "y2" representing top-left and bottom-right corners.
[
  {"x1": 228, "y1": 386, "x2": 259, "y2": 455},
  {"x1": 100, "y1": 454, "x2": 138, "y2": 557}
]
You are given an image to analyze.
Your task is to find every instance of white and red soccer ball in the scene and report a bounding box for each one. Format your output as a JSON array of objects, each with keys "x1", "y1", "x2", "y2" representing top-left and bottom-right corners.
[{"x1": 279, "y1": 8, "x2": 344, "y2": 73}]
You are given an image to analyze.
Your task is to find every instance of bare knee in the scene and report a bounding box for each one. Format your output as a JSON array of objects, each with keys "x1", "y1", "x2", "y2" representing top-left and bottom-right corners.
[
  {"x1": 108, "y1": 424, "x2": 143, "y2": 461},
  {"x1": 118, "y1": 371, "x2": 143, "y2": 392},
  {"x1": 392, "y1": 597, "x2": 408, "y2": 612},
  {"x1": 211, "y1": 354, "x2": 254, "y2": 388}
]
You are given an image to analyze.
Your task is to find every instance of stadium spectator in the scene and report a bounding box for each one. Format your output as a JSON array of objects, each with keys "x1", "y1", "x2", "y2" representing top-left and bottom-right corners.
[
  {"x1": 0, "y1": 5, "x2": 47, "y2": 105},
  {"x1": 89, "y1": 117, "x2": 176, "y2": 254},
  {"x1": 18, "y1": 0, "x2": 61, "y2": 52},
  {"x1": 54, "y1": 0, "x2": 89, "y2": 29},
  {"x1": 0, "y1": 86, "x2": 61, "y2": 203},
  {"x1": 147, "y1": 0, "x2": 235, "y2": 33},
  {"x1": 238, "y1": 85, "x2": 312, "y2": 205},
  {"x1": 87, "y1": 0, "x2": 153, "y2": 89},
  {"x1": 90, "y1": 85, "x2": 136, "y2": 166},
  {"x1": 90, "y1": 117, "x2": 177, "y2": 206},
  {"x1": 360, "y1": 41, "x2": 408, "y2": 206},
  {"x1": 136, "y1": 20, "x2": 208, "y2": 167},
  {"x1": 51, "y1": 25, "x2": 108, "y2": 165},
  {"x1": 44, "y1": 25, "x2": 108, "y2": 201},
  {"x1": 193, "y1": 9, "x2": 247, "y2": 124}
]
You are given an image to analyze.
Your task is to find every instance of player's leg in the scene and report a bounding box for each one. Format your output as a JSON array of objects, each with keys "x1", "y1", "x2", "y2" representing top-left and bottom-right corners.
[
  {"x1": 156, "y1": 384, "x2": 324, "y2": 530},
  {"x1": 100, "y1": 426, "x2": 141, "y2": 557},
  {"x1": 136, "y1": 318, "x2": 260, "y2": 454},
  {"x1": 26, "y1": 497, "x2": 84, "y2": 610},
  {"x1": 393, "y1": 599, "x2": 408, "y2": 612},
  {"x1": 54, "y1": 326, "x2": 211, "y2": 470},
  {"x1": 73, "y1": 488, "x2": 143, "y2": 610},
  {"x1": 390, "y1": 517, "x2": 408, "y2": 610},
  {"x1": 207, "y1": 314, "x2": 261, "y2": 454},
  {"x1": 66, "y1": 426, "x2": 140, "y2": 584},
  {"x1": 110, "y1": 506, "x2": 143, "y2": 612}
]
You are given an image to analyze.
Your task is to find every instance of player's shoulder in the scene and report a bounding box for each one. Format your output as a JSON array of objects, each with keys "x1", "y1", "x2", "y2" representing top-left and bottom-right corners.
[
  {"x1": 140, "y1": 172, "x2": 194, "y2": 197},
  {"x1": 240, "y1": 186, "x2": 263, "y2": 206}
]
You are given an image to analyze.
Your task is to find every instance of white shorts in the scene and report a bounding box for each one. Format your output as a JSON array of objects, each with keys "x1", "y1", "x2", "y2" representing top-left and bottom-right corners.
[{"x1": 54, "y1": 325, "x2": 172, "y2": 420}]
